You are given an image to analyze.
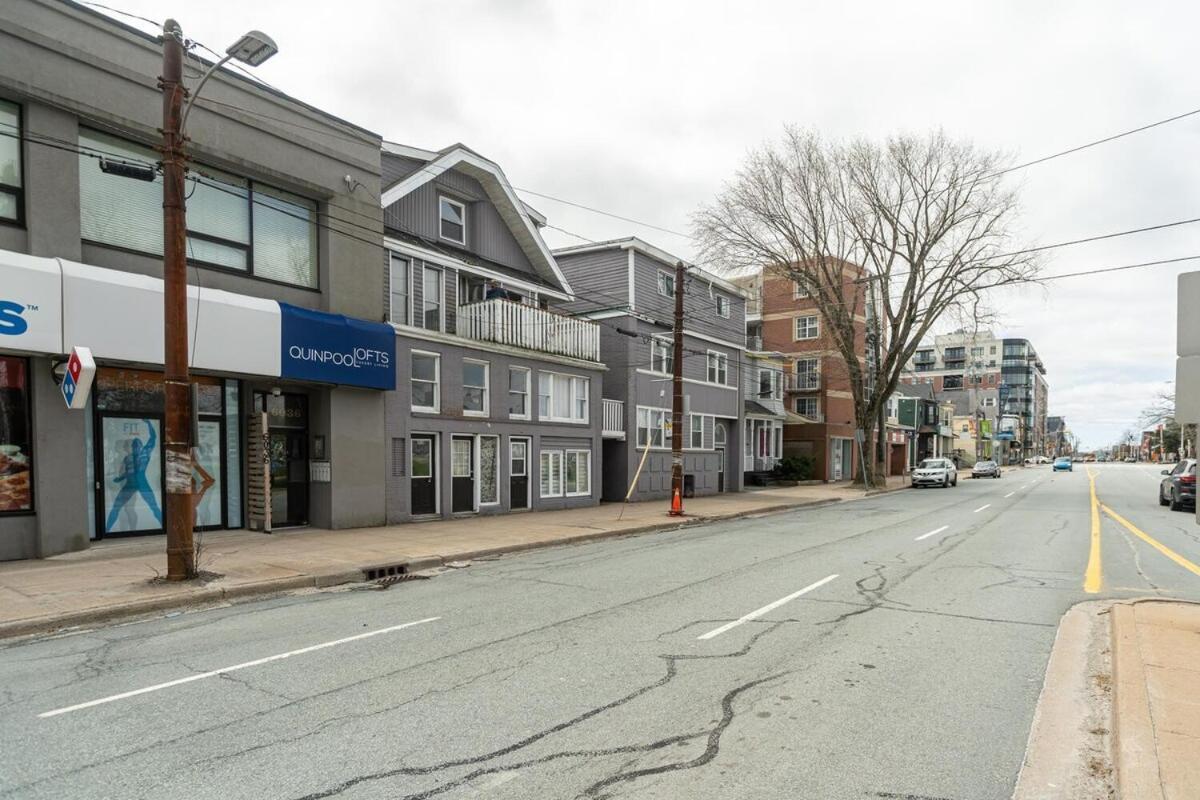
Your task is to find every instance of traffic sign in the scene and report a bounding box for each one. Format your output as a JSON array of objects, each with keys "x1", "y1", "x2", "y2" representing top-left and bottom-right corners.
[{"x1": 60, "y1": 346, "x2": 96, "y2": 410}]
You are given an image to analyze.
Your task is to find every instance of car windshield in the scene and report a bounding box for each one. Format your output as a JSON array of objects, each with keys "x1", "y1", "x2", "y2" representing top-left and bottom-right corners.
[
  {"x1": 919, "y1": 459, "x2": 947, "y2": 469},
  {"x1": 974, "y1": 461, "x2": 994, "y2": 468},
  {"x1": 1055, "y1": 457, "x2": 1071, "y2": 464}
]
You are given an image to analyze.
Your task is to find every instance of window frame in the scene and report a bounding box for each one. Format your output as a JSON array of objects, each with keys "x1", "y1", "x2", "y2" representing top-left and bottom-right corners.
[
  {"x1": 688, "y1": 414, "x2": 704, "y2": 450},
  {"x1": 0, "y1": 99, "x2": 25, "y2": 227},
  {"x1": 793, "y1": 281, "x2": 810, "y2": 299},
  {"x1": 706, "y1": 350, "x2": 728, "y2": 385},
  {"x1": 795, "y1": 314, "x2": 819, "y2": 340},
  {"x1": 649, "y1": 336, "x2": 674, "y2": 375},
  {"x1": 421, "y1": 265, "x2": 444, "y2": 332},
  {"x1": 507, "y1": 366, "x2": 530, "y2": 420},
  {"x1": 564, "y1": 449, "x2": 592, "y2": 497},
  {"x1": 510, "y1": 439, "x2": 528, "y2": 477},
  {"x1": 636, "y1": 406, "x2": 671, "y2": 450},
  {"x1": 715, "y1": 294, "x2": 730, "y2": 318},
  {"x1": 657, "y1": 269, "x2": 675, "y2": 297},
  {"x1": 540, "y1": 450, "x2": 563, "y2": 498},
  {"x1": 438, "y1": 195, "x2": 467, "y2": 245},
  {"x1": 462, "y1": 358, "x2": 490, "y2": 417},
  {"x1": 0, "y1": 355, "x2": 33, "y2": 514},
  {"x1": 388, "y1": 253, "x2": 411, "y2": 326},
  {"x1": 537, "y1": 371, "x2": 589, "y2": 424},
  {"x1": 410, "y1": 350, "x2": 441, "y2": 413},
  {"x1": 795, "y1": 396, "x2": 819, "y2": 418}
]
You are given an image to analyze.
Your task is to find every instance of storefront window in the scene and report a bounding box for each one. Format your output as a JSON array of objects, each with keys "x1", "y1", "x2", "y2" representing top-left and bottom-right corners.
[
  {"x1": 224, "y1": 381, "x2": 241, "y2": 528},
  {"x1": 0, "y1": 357, "x2": 33, "y2": 512}
]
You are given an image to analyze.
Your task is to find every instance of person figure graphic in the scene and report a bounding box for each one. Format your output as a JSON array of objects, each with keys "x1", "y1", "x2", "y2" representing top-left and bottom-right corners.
[{"x1": 106, "y1": 420, "x2": 163, "y2": 532}]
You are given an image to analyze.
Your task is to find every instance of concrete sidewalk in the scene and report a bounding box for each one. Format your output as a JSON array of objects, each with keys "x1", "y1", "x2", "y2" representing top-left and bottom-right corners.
[
  {"x1": 1112, "y1": 600, "x2": 1200, "y2": 800},
  {"x1": 0, "y1": 479, "x2": 902, "y2": 639}
]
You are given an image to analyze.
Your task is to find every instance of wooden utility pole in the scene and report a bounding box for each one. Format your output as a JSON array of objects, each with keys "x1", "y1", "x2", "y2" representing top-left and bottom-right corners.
[
  {"x1": 161, "y1": 19, "x2": 195, "y2": 579},
  {"x1": 669, "y1": 260, "x2": 685, "y2": 515}
]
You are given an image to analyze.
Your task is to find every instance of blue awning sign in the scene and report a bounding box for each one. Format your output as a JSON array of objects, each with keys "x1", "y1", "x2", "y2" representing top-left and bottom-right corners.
[{"x1": 279, "y1": 303, "x2": 395, "y2": 390}]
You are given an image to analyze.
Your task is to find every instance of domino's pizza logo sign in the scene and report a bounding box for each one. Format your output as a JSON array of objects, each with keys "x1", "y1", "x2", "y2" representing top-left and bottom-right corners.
[
  {"x1": 0, "y1": 300, "x2": 30, "y2": 336},
  {"x1": 60, "y1": 346, "x2": 96, "y2": 411}
]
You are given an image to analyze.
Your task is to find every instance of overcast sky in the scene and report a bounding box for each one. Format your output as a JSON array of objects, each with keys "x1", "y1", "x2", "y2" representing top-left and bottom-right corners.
[{"x1": 103, "y1": 0, "x2": 1200, "y2": 448}]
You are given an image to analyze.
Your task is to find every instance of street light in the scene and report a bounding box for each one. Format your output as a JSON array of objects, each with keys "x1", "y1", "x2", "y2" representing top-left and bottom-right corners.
[{"x1": 159, "y1": 20, "x2": 277, "y2": 580}]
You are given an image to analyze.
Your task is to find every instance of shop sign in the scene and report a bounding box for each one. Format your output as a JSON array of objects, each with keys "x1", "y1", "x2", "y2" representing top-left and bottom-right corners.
[
  {"x1": 60, "y1": 346, "x2": 96, "y2": 410},
  {"x1": 0, "y1": 252, "x2": 64, "y2": 355},
  {"x1": 279, "y1": 304, "x2": 396, "y2": 390}
]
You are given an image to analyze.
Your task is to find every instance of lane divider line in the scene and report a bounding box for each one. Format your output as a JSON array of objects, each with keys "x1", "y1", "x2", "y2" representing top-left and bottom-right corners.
[
  {"x1": 698, "y1": 575, "x2": 838, "y2": 640},
  {"x1": 1004, "y1": 492, "x2": 1015, "y2": 498},
  {"x1": 1101, "y1": 503, "x2": 1200, "y2": 578},
  {"x1": 973, "y1": 504, "x2": 991, "y2": 513},
  {"x1": 1084, "y1": 467, "x2": 1102, "y2": 594},
  {"x1": 914, "y1": 525, "x2": 949, "y2": 542},
  {"x1": 38, "y1": 617, "x2": 441, "y2": 719}
]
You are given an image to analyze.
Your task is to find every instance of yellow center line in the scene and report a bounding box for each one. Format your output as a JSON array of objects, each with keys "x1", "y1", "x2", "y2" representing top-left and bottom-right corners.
[
  {"x1": 1100, "y1": 502, "x2": 1200, "y2": 578},
  {"x1": 1084, "y1": 467, "x2": 1102, "y2": 593}
]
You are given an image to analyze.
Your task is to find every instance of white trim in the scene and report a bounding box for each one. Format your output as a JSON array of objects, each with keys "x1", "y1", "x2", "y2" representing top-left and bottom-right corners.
[
  {"x1": 380, "y1": 146, "x2": 574, "y2": 296},
  {"x1": 438, "y1": 195, "x2": 467, "y2": 245},
  {"x1": 715, "y1": 293, "x2": 730, "y2": 318},
  {"x1": 507, "y1": 365, "x2": 531, "y2": 420},
  {"x1": 384, "y1": 239, "x2": 571, "y2": 302},
  {"x1": 462, "y1": 357, "x2": 490, "y2": 417},
  {"x1": 391, "y1": 325, "x2": 606, "y2": 371},
  {"x1": 706, "y1": 349, "x2": 729, "y2": 386},
  {"x1": 635, "y1": 405, "x2": 673, "y2": 451},
  {"x1": 382, "y1": 141, "x2": 439, "y2": 161},
  {"x1": 388, "y1": 252, "x2": 412, "y2": 326},
  {"x1": 627, "y1": 248, "x2": 636, "y2": 311},
  {"x1": 410, "y1": 350, "x2": 441, "y2": 413},
  {"x1": 648, "y1": 335, "x2": 673, "y2": 375},
  {"x1": 419, "y1": 263, "x2": 445, "y2": 334},
  {"x1": 657, "y1": 268, "x2": 675, "y2": 298},
  {"x1": 564, "y1": 449, "x2": 592, "y2": 497},
  {"x1": 794, "y1": 314, "x2": 819, "y2": 341},
  {"x1": 539, "y1": 449, "x2": 564, "y2": 498},
  {"x1": 409, "y1": 436, "x2": 433, "y2": 479},
  {"x1": 552, "y1": 237, "x2": 751, "y2": 298},
  {"x1": 567, "y1": 308, "x2": 746, "y2": 352},
  {"x1": 510, "y1": 436, "x2": 531, "y2": 509},
  {"x1": 537, "y1": 370, "x2": 590, "y2": 424},
  {"x1": 634, "y1": 369, "x2": 739, "y2": 391}
]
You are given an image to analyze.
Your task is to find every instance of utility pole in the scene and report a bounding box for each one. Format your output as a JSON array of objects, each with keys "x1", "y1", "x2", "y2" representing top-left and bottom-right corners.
[
  {"x1": 669, "y1": 260, "x2": 685, "y2": 516},
  {"x1": 161, "y1": 19, "x2": 194, "y2": 580}
]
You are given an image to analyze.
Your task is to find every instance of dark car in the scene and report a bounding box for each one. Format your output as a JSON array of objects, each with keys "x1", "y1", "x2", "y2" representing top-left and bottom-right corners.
[
  {"x1": 1159, "y1": 459, "x2": 1197, "y2": 511},
  {"x1": 971, "y1": 460, "x2": 1001, "y2": 479}
]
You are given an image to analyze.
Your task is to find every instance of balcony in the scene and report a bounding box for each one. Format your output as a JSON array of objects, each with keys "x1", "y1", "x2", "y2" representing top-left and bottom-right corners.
[
  {"x1": 789, "y1": 372, "x2": 820, "y2": 391},
  {"x1": 747, "y1": 335, "x2": 763, "y2": 351},
  {"x1": 602, "y1": 398, "x2": 625, "y2": 439},
  {"x1": 458, "y1": 298, "x2": 600, "y2": 362}
]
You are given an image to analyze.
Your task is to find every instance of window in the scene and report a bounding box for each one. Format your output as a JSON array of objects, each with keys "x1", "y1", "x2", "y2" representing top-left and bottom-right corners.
[
  {"x1": 793, "y1": 281, "x2": 809, "y2": 299},
  {"x1": 422, "y1": 265, "x2": 442, "y2": 331},
  {"x1": 451, "y1": 438, "x2": 472, "y2": 478},
  {"x1": 990, "y1": 345, "x2": 997, "y2": 354},
  {"x1": 0, "y1": 357, "x2": 32, "y2": 512},
  {"x1": 636, "y1": 407, "x2": 671, "y2": 448},
  {"x1": 510, "y1": 440, "x2": 528, "y2": 477},
  {"x1": 795, "y1": 357, "x2": 819, "y2": 389},
  {"x1": 706, "y1": 351, "x2": 728, "y2": 385},
  {"x1": 795, "y1": 315, "x2": 819, "y2": 340},
  {"x1": 540, "y1": 450, "x2": 563, "y2": 497},
  {"x1": 795, "y1": 397, "x2": 819, "y2": 418},
  {"x1": 439, "y1": 196, "x2": 466, "y2": 244},
  {"x1": 411, "y1": 352, "x2": 440, "y2": 412},
  {"x1": 78, "y1": 129, "x2": 317, "y2": 287},
  {"x1": 410, "y1": 438, "x2": 432, "y2": 478},
  {"x1": 650, "y1": 337, "x2": 674, "y2": 374},
  {"x1": 537, "y1": 372, "x2": 589, "y2": 423},
  {"x1": 715, "y1": 294, "x2": 730, "y2": 317},
  {"x1": 971, "y1": 347, "x2": 984, "y2": 356},
  {"x1": 565, "y1": 450, "x2": 591, "y2": 496},
  {"x1": 479, "y1": 436, "x2": 499, "y2": 505},
  {"x1": 759, "y1": 369, "x2": 773, "y2": 399},
  {"x1": 689, "y1": 414, "x2": 704, "y2": 449},
  {"x1": 508, "y1": 367, "x2": 530, "y2": 419},
  {"x1": 389, "y1": 255, "x2": 410, "y2": 325},
  {"x1": 463, "y1": 359, "x2": 489, "y2": 416},
  {"x1": 657, "y1": 270, "x2": 675, "y2": 297},
  {"x1": 0, "y1": 100, "x2": 23, "y2": 223},
  {"x1": 983, "y1": 397, "x2": 996, "y2": 408},
  {"x1": 458, "y1": 273, "x2": 486, "y2": 306}
]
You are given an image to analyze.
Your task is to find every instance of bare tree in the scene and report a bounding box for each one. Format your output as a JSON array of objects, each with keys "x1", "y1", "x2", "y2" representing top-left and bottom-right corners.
[{"x1": 694, "y1": 128, "x2": 1039, "y2": 486}]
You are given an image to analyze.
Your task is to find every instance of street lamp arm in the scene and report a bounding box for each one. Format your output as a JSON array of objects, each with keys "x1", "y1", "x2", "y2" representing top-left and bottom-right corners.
[{"x1": 179, "y1": 53, "x2": 233, "y2": 134}]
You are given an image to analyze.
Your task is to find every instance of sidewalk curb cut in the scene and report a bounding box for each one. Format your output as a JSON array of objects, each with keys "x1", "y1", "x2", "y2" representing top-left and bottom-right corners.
[{"x1": 0, "y1": 496, "x2": 849, "y2": 641}]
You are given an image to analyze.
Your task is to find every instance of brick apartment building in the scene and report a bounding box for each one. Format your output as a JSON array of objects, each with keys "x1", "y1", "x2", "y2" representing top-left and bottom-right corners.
[{"x1": 758, "y1": 263, "x2": 868, "y2": 482}]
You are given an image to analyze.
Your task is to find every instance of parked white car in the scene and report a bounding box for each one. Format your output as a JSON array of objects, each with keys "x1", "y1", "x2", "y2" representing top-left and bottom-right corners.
[{"x1": 912, "y1": 458, "x2": 958, "y2": 488}]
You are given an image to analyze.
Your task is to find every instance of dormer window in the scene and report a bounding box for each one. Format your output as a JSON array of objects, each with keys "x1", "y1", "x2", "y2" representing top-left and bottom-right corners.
[{"x1": 439, "y1": 196, "x2": 466, "y2": 244}]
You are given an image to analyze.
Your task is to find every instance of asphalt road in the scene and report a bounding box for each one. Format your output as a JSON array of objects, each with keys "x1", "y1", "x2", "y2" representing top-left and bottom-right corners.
[{"x1": 2, "y1": 463, "x2": 1199, "y2": 800}]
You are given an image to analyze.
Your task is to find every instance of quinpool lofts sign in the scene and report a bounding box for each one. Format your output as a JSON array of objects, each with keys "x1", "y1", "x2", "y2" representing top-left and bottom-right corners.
[{"x1": 279, "y1": 303, "x2": 396, "y2": 390}]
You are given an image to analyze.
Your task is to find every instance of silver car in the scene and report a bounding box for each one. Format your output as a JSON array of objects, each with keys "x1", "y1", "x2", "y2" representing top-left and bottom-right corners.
[
  {"x1": 972, "y1": 460, "x2": 1001, "y2": 479},
  {"x1": 912, "y1": 458, "x2": 958, "y2": 488}
]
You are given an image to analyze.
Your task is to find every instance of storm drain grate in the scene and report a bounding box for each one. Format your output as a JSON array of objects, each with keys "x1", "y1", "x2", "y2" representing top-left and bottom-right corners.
[{"x1": 364, "y1": 563, "x2": 409, "y2": 581}]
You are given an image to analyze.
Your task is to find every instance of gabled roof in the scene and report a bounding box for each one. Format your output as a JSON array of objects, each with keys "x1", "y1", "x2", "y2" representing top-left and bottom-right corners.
[
  {"x1": 553, "y1": 236, "x2": 753, "y2": 299},
  {"x1": 380, "y1": 142, "x2": 567, "y2": 294}
]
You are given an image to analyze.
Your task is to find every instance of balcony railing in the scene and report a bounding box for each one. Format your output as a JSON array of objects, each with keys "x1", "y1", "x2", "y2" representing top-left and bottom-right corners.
[
  {"x1": 790, "y1": 372, "x2": 820, "y2": 391},
  {"x1": 602, "y1": 398, "x2": 625, "y2": 439},
  {"x1": 747, "y1": 335, "x2": 763, "y2": 351},
  {"x1": 458, "y1": 298, "x2": 600, "y2": 362}
]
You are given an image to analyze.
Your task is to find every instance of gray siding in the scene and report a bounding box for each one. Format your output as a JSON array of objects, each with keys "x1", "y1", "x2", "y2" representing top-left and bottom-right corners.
[
  {"x1": 382, "y1": 154, "x2": 539, "y2": 278},
  {"x1": 631, "y1": 252, "x2": 746, "y2": 346},
  {"x1": 382, "y1": 154, "x2": 427, "y2": 187},
  {"x1": 385, "y1": 333, "x2": 605, "y2": 521},
  {"x1": 555, "y1": 249, "x2": 631, "y2": 315}
]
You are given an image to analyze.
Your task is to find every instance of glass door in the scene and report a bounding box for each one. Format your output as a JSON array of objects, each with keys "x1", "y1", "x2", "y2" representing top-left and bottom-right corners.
[
  {"x1": 193, "y1": 419, "x2": 224, "y2": 529},
  {"x1": 100, "y1": 415, "x2": 164, "y2": 535},
  {"x1": 269, "y1": 430, "x2": 308, "y2": 527}
]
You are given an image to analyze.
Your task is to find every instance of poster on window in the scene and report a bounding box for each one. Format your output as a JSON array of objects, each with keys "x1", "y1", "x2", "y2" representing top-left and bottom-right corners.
[
  {"x1": 0, "y1": 357, "x2": 32, "y2": 512},
  {"x1": 479, "y1": 437, "x2": 498, "y2": 504},
  {"x1": 102, "y1": 417, "x2": 163, "y2": 533},
  {"x1": 193, "y1": 420, "x2": 223, "y2": 527}
]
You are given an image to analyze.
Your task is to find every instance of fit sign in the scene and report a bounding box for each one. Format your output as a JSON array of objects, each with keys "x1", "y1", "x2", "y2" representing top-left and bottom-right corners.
[
  {"x1": 60, "y1": 346, "x2": 96, "y2": 410},
  {"x1": 278, "y1": 303, "x2": 396, "y2": 390}
]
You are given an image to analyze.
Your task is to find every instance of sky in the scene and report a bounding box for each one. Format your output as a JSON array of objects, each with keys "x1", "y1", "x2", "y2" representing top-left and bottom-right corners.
[{"x1": 95, "y1": 0, "x2": 1200, "y2": 449}]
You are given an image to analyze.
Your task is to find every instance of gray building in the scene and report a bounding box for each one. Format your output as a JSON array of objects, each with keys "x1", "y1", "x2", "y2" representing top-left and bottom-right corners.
[
  {"x1": 554, "y1": 238, "x2": 747, "y2": 502},
  {"x1": 378, "y1": 143, "x2": 605, "y2": 520},
  {"x1": 0, "y1": 0, "x2": 389, "y2": 559}
]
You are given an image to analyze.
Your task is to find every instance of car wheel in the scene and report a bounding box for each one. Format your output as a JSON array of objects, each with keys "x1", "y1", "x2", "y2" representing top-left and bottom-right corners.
[
  {"x1": 1170, "y1": 490, "x2": 1183, "y2": 512},
  {"x1": 1160, "y1": 487, "x2": 1170, "y2": 506},
  {"x1": 952, "y1": 476, "x2": 958, "y2": 486}
]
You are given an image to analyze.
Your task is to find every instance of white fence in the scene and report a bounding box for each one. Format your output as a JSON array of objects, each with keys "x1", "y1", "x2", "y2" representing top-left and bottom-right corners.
[
  {"x1": 458, "y1": 298, "x2": 601, "y2": 362},
  {"x1": 602, "y1": 398, "x2": 625, "y2": 439}
]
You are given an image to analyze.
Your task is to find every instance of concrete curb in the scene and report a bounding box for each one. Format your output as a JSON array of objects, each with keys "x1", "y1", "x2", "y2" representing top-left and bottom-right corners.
[
  {"x1": 1111, "y1": 602, "x2": 1167, "y2": 800},
  {"x1": 0, "y1": 495, "x2": 848, "y2": 641}
]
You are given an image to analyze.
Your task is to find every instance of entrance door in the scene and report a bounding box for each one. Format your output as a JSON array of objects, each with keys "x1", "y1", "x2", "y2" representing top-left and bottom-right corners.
[
  {"x1": 98, "y1": 415, "x2": 164, "y2": 536},
  {"x1": 410, "y1": 435, "x2": 437, "y2": 515},
  {"x1": 714, "y1": 422, "x2": 727, "y2": 492},
  {"x1": 510, "y1": 438, "x2": 529, "y2": 510},
  {"x1": 451, "y1": 435, "x2": 475, "y2": 513},
  {"x1": 268, "y1": 430, "x2": 308, "y2": 527}
]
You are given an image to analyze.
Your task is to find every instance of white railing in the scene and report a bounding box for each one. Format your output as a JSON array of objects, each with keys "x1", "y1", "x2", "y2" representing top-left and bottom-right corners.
[
  {"x1": 792, "y1": 372, "x2": 820, "y2": 391},
  {"x1": 747, "y1": 335, "x2": 763, "y2": 351},
  {"x1": 458, "y1": 298, "x2": 601, "y2": 362},
  {"x1": 602, "y1": 398, "x2": 625, "y2": 439}
]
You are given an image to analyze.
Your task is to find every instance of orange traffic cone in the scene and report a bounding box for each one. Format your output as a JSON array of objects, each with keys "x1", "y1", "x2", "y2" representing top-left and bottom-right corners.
[{"x1": 669, "y1": 486, "x2": 684, "y2": 516}]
